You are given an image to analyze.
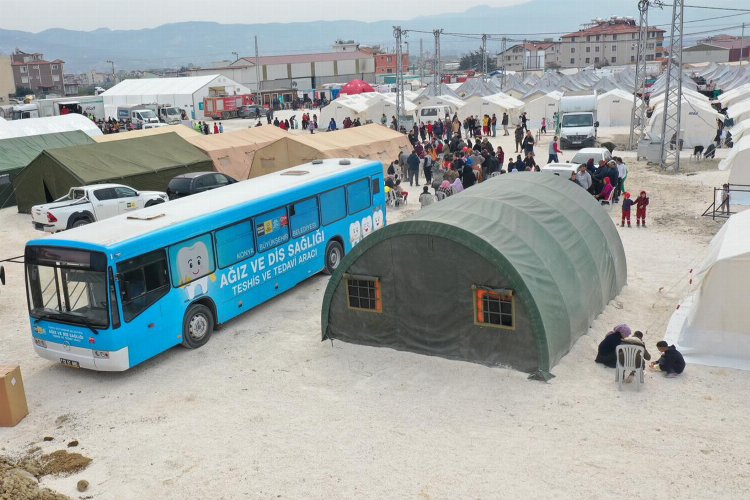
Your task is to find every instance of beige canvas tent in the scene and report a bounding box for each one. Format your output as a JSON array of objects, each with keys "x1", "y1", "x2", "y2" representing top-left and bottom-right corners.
[
  {"x1": 93, "y1": 125, "x2": 202, "y2": 143},
  {"x1": 250, "y1": 124, "x2": 412, "y2": 174},
  {"x1": 186, "y1": 126, "x2": 289, "y2": 179}
]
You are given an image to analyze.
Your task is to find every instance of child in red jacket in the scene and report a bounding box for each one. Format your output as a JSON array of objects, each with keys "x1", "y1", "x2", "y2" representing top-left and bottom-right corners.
[
  {"x1": 636, "y1": 190, "x2": 649, "y2": 227},
  {"x1": 621, "y1": 192, "x2": 635, "y2": 227}
]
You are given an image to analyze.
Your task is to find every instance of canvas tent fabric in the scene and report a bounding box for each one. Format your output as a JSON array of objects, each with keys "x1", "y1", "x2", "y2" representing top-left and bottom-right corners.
[
  {"x1": 0, "y1": 114, "x2": 103, "y2": 139},
  {"x1": 0, "y1": 131, "x2": 95, "y2": 209},
  {"x1": 13, "y1": 132, "x2": 213, "y2": 213},
  {"x1": 719, "y1": 135, "x2": 750, "y2": 189},
  {"x1": 320, "y1": 93, "x2": 416, "y2": 126},
  {"x1": 522, "y1": 93, "x2": 562, "y2": 128},
  {"x1": 93, "y1": 124, "x2": 202, "y2": 143},
  {"x1": 458, "y1": 94, "x2": 524, "y2": 122},
  {"x1": 185, "y1": 126, "x2": 289, "y2": 179},
  {"x1": 321, "y1": 174, "x2": 627, "y2": 379},
  {"x1": 647, "y1": 96, "x2": 721, "y2": 149},
  {"x1": 730, "y1": 118, "x2": 750, "y2": 143},
  {"x1": 665, "y1": 209, "x2": 750, "y2": 370},
  {"x1": 250, "y1": 124, "x2": 411, "y2": 175},
  {"x1": 340, "y1": 80, "x2": 375, "y2": 95}
]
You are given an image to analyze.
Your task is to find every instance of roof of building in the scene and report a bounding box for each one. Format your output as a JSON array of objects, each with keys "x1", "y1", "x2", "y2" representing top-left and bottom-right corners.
[
  {"x1": 561, "y1": 21, "x2": 665, "y2": 39},
  {"x1": 233, "y1": 51, "x2": 373, "y2": 67},
  {"x1": 101, "y1": 75, "x2": 243, "y2": 97},
  {"x1": 11, "y1": 59, "x2": 64, "y2": 66},
  {"x1": 700, "y1": 39, "x2": 750, "y2": 50},
  {"x1": 499, "y1": 42, "x2": 556, "y2": 55}
]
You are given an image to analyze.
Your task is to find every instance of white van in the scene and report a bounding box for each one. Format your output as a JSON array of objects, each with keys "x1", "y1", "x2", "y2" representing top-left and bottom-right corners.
[{"x1": 418, "y1": 105, "x2": 452, "y2": 122}]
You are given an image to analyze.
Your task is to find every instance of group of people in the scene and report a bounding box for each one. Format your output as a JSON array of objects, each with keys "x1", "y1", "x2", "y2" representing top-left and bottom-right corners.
[
  {"x1": 595, "y1": 324, "x2": 686, "y2": 379},
  {"x1": 192, "y1": 121, "x2": 224, "y2": 135},
  {"x1": 327, "y1": 116, "x2": 362, "y2": 131}
]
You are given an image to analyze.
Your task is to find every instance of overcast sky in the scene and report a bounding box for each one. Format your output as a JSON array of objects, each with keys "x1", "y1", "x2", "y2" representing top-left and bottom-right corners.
[{"x1": 2, "y1": 0, "x2": 529, "y2": 32}]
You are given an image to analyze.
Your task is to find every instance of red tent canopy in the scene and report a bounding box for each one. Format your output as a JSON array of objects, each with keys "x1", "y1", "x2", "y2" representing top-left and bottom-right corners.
[{"x1": 340, "y1": 80, "x2": 375, "y2": 95}]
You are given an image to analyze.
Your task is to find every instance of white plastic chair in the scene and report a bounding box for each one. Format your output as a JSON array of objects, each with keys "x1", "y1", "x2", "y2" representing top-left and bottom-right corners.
[
  {"x1": 600, "y1": 185, "x2": 615, "y2": 210},
  {"x1": 435, "y1": 191, "x2": 447, "y2": 202},
  {"x1": 615, "y1": 344, "x2": 645, "y2": 391}
]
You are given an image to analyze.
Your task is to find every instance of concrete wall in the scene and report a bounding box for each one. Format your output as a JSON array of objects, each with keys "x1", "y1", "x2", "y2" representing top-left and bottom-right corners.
[
  {"x1": 0, "y1": 56, "x2": 15, "y2": 103},
  {"x1": 683, "y1": 47, "x2": 730, "y2": 64}
]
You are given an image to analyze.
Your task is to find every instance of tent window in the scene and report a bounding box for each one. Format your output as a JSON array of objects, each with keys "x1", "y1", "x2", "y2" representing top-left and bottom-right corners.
[
  {"x1": 345, "y1": 275, "x2": 381, "y2": 313},
  {"x1": 474, "y1": 286, "x2": 514, "y2": 330}
]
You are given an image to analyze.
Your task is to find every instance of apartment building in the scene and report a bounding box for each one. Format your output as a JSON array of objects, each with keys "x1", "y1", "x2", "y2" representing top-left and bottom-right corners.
[
  {"x1": 496, "y1": 41, "x2": 558, "y2": 72},
  {"x1": 10, "y1": 49, "x2": 65, "y2": 95},
  {"x1": 0, "y1": 55, "x2": 15, "y2": 103},
  {"x1": 558, "y1": 17, "x2": 665, "y2": 69}
]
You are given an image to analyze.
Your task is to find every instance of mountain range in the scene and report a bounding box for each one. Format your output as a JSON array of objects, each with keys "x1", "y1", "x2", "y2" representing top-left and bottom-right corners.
[{"x1": 0, "y1": 2, "x2": 690, "y2": 73}]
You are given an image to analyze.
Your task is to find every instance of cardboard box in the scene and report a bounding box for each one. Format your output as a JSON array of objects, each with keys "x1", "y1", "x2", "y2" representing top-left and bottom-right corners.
[{"x1": 0, "y1": 365, "x2": 29, "y2": 427}]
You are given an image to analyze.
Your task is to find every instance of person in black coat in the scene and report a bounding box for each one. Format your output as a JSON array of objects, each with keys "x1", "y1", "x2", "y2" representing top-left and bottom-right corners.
[
  {"x1": 461, "y1": 165, "x2": 477, "y2": 189},
  {"x1": 595, "y1": 324, "x2": 632, "y2": 368},
  {"x1": 651, "y1": 341, "x2": 686, "y2": 377}
]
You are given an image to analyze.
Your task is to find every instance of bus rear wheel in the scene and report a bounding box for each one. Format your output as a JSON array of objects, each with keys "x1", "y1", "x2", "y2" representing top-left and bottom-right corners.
[
  {"x1": 323, "y1": 240, "x2": 344, "y2": 275},
  {"x1": 182, "y1": 303, "x2": 214, "y2": 349}
]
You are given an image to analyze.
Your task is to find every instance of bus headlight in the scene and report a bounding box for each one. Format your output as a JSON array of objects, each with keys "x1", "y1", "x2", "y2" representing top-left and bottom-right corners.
[
  {"x1": 93, "y1": 350, "x2": 110, "y2": 359},
  {"x1": 34, "y1": 338, "x2": 47, "y2": 348}
]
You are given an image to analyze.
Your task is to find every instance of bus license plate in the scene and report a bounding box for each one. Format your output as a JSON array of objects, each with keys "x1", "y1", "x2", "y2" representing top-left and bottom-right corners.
[{"x1": 60, "y1": 358, "x2": 80, "y2": 368}]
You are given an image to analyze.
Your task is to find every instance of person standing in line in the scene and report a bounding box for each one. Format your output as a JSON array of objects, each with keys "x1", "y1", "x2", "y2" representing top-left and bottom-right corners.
[
  {"x1": 502, "y1": 112, "x2": 509, "y2": 136},
  {"x1": 547, "y1": 135, "x2": 562, "y2": 163},
  {"x1": 522, "y1": 130, "x2": 535, "y2": 155},
  {"x1": 615, "y1": 157, "x2": 628, "y2": 199},
  {"x1": 521, "y1": 112, "x2": 528, "y2": 132},
  {"x1": 422, "y1": 154, "x2": 433, "y2": 186},
  {"x1": 407, "y1": 150, "x2": 421, "y2": 187},
  {"x1": 491, "y1": 113, "x2": 497, "y2": 137},
  {"x1": 514, "y1": 124, "x2": 524, "y2": 153}
]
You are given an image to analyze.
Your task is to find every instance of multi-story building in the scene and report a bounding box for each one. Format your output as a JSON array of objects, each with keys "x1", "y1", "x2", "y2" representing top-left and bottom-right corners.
[
  {"x1": 496, "y1": 41, "x2": 558, "y2": 72},
  {"x1": 10, "y1": 49, "x2": 65, "y2": 96},
  {"x1": 374, "y1": 53, "x2": 409, "y2": 76},
  {"x1": 0, "y1": 55, "x2": 15, "y2": 103},
  {"x1": 558, "y1": 17, "x2": 665, "y2": 69}
]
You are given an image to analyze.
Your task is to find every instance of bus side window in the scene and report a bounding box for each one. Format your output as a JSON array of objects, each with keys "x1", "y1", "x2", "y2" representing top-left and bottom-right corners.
[
  {"x1": 320, "y1": 187, "x2": 346, "y2": 226},
  {"x1": 346, "y1": 178, "x2": 371, "y2": 215},
  {"x1": 255, "y1": 206, "x2": 290, "y2": 252},
  {"x1": 215, "y1": 220, "x2": 255, "y2": 268},
  {"x1": 289, "y1": 197, "x2": 320, "y2": 238},
  {"x1": 371, "y1": 177, "x2": 381, "y2": 195},
  {"x1": 118, "y1": 250, "x2": 170, "y2": 322}
]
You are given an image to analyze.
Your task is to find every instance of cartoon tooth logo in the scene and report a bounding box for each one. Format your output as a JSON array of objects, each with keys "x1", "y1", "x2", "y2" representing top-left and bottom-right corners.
[
  {"x1": 361, "y1": 215, "x2": 373, "y2": 237},
  {"x1": 349, "y1": 221, "x2": 362, "y2": 246},
  {"x1": 177, "y1": 241, "x2": 210, "y2": 300},
  {"x1": 373, "y1": 209, "x2": 384, "y2": 231}
]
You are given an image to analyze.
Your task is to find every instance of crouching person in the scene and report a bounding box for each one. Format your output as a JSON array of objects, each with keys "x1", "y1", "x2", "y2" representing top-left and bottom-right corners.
[{"x1": 650, "y1": 341, "x2": 686, "y2": 378}]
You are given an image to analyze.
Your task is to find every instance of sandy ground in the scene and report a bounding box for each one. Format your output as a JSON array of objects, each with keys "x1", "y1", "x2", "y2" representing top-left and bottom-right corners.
[{"x1": 1, "y1": 128, "x2": 750, "y2": 499}]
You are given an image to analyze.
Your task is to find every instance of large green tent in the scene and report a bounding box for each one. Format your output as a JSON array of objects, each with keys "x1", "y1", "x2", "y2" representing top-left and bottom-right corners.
[
  {"x1": 0, "y1": 131, "x2": 95, "y2": 210},
  {"x1": 322, "y1": 173, "x2": 627, "y2": 380},
  {"x1": 13, "y1": 132, "x2": 213, "y2": 213}
]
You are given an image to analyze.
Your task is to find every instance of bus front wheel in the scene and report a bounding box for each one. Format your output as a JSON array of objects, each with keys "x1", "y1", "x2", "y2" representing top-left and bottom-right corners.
[
  {"x1": 182, "y1": 303, "x2": 214, "y2": 349},
  {"x1": 323, "y1": 240, "x2": 344, "y2": 275}
]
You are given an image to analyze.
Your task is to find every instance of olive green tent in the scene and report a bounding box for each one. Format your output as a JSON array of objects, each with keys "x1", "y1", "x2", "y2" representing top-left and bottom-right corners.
[
  {"x1": 322, "y1": 173, "x2": 627, "y2": 380},
  {"x1": 13, "y1": 132, "x2": 213, "y2": 213},
  {"x1": 0, "y1": 131, "x2": 95, "y2": 210}
]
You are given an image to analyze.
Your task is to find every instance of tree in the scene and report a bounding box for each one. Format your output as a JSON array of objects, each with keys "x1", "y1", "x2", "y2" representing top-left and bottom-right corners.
[
  {"x1": 459, "y1": 46, "x2": 498, "y2": 72},
  {"x1": 13, "y1": 86, "x2": 34, "y2": 98}
]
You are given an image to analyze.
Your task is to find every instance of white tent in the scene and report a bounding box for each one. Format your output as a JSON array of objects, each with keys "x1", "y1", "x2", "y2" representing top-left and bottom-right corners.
[
  {"x1": 597, "y1": 89, "x2": 637, "y2": 127},
  {"x1": 728, "y1": 99, "x2": 750, "y2": 124},
  {"x1": 319, "y1": 93, "x2": 416, "y2": 126},
  {"x1": 523, "y1": 92, "x2": 562, "y2": 128},
  {"x1": 458, "y1": 93, "x2": 523, "y2": 122},
  {"x1": 647, "y1": 96, "x2": 721, "y2": 149},
  {"x1": 730, "y1": 118, "x2": 750, "y2": 143},
  {"x1": 665, "y1": 209, "x2": 750, "y2": 370},
  {"x1": 0, "y1": 114, "x2": 103, "y2": 139},
  {"x1": 415, "y1": 95, "x2": 465, "y2": 115},
  {"x1": 718, "y1": 83, "x2": 750, "y2": 108},
  {"x1": 719, "y1": 135, "x2": 750, "y2": 182},
  {"x1": 101, "y1": 75, "x2": 252, "y2": 120}
]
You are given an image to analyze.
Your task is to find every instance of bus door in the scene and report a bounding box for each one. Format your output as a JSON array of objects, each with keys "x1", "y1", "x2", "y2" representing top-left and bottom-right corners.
[{"x1": 116, "y1": 249, "x2": 174, "y2": 364}]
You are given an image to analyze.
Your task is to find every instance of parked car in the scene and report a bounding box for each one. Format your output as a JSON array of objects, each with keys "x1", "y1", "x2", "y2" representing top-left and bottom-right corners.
[
  {"x1": 237, "y1": 105, "x2": 267, "y2": 119},
  {"x1": 166, "y1": 172, "x2": 237, "y2": 200},
  {"x1": 569, "y1": 147, "x2": 613, "y2": 166},
  {"x1": 31, "y1": 184, "x2": 168, "y2": 232},
  {"x1": 541, "y1": 162, "x2": 580, "y2": 177}
]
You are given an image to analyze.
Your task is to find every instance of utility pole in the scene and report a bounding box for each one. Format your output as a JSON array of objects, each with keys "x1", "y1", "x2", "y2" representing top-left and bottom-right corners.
[
  {"x1": 482, "y1": 34, "x2": 488, "y2": 75},
  {"x1": 393, "y1": 26, "x2": 405, "y2": 129},
  {"x1": 629, "y1": 0, "x2": 650, "y2": 151},
  {"x1": 419, "y1": 38, "x2": 424, "y2": 84},
  {"x1": 254, "y1": 36, "x2": 262, "y2": 94},
  {"x1": 433, "y1": 29, "x2": 443, "y2": 89},
  {"x1": 522, "y1": 39, "x2": 528, "y2": 79},
  {"x1": 659, "y1": 0, "x2": 685, "y2": 172},
  {"x1": 500, "y1": 37, "x2": 507, "y2": 90},
  {"x1": 741, "y1": 23, "x2": 746, "y2": 67}
]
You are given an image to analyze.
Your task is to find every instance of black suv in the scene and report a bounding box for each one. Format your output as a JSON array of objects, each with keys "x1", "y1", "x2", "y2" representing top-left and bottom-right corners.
[{"x1": 167, "y1": 172, "x2": 237, "y2": 200}]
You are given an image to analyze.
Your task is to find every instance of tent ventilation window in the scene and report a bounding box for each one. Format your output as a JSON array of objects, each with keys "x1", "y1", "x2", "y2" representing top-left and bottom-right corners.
[
  {"x1": 474, "y1": 286, "x2": 514, "y2": 330},
  {"x1": 345, "y1": 274, "x2": 381, "y2": 313}
]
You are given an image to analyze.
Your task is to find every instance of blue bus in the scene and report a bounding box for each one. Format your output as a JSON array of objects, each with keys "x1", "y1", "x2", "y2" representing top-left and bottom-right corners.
[{"x1": 24, "y1": 158, "x2": 386, "y2": 370}]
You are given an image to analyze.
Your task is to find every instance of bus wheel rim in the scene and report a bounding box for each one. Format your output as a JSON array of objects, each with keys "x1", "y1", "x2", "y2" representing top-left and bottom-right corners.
[
  {"x1": 329, "y1": 247, "x2": 340, "y2": 268},
  {"x1": 189, "y1": 314, "x2": 208, "y2": 340}
]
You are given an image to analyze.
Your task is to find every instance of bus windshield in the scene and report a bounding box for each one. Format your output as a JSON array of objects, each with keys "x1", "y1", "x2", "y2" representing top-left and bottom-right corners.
[{"x1": 26, "y1": 247, "x2": 109, "y2": 329}]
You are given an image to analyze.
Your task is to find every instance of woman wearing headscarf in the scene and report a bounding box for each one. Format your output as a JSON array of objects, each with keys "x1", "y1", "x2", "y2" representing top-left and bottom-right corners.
[
  {"x1": 437, "y1": 180, "x2": 453, "y2": 198},
  {"x1": 595, "y1": 324, "x2": 632, "y2": 368},
  {"x1": 595, "y1": 177, "x2": 613, "y2": 202},
  {"x1": 451, "y1": 176, "x2": 464, "y2": 194}
]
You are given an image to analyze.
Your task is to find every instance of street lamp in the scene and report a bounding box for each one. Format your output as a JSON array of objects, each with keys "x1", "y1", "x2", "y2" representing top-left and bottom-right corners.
[
  {"x1": 106, "y1": 60, "x2": 115, "y2": 83},
  {"x1": 232, "y1": 51, "x2": 239, "y2": 63}
]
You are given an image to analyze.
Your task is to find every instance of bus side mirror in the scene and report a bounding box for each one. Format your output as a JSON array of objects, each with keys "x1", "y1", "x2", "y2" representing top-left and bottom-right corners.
[{"x1": 0, "y1": 266, "x2": 5, "y2": 285}]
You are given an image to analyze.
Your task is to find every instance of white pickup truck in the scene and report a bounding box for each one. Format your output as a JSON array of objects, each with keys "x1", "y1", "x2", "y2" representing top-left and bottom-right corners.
[{"x1": 31, "y1": 184, "x2": 168, "y2": 232}]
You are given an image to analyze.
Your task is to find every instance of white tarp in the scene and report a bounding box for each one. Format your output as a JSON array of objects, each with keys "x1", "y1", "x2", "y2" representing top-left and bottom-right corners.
[
  {"x1": 647, "y1": 96, "x2": 721, "y2": 149},
  {"x1": 523, "y1": 92, "x2": 561, "y2": 128},
  {"x1": 665, "y1": 210, "x2": 750, "y2": 370},
  {"x1": 728, "y1": 99, "x2": 750, "y2": 124},
  {"x1": 719, "y1": 135, "x2": 750, "y2": 182},
  {"x1": 319, "y1": 92, "x2": 416, "y2": 125},
  {"x1": 730, "y1": 118, "x2": 750, "y2": 143},
  {"x1": 597, "y1": 89, "x2": 637, "y2": 127},
  {"x1": 458, "y1": 93, "x2": 523, "y2": 121},
  {"x1": 718, "y1": 83, "x2": 750, "y2": 108},
  {"x1": 0, "y1": 114, "x2": 103, "y2": 139}
]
